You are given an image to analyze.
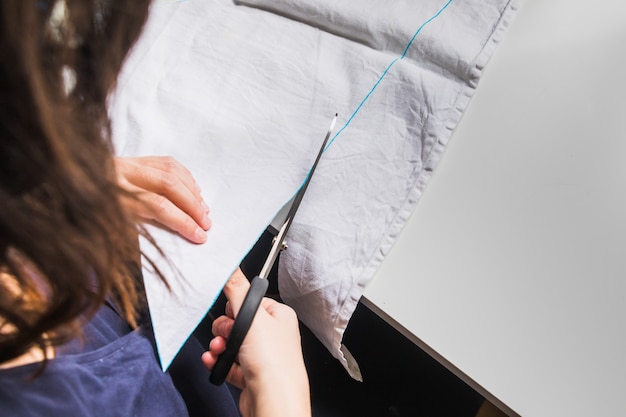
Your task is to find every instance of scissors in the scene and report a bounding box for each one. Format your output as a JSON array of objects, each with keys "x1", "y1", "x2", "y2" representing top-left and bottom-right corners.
[{"x1": 209, "y1": 113, "x2": 338, "y2": 385}]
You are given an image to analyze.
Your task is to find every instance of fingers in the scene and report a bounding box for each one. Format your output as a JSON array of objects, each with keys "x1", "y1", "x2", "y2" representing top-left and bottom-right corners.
[
  {"x1": 115, "y1": 156, "x2": 211, "y2": 243},
  {"x1": 207, "y1": 336, "x2": 227, "y2": 355},
  {"x1": 203, "y1": 316, "x2": 243, "y2": 387},
  {"x1": 139, "y1": 191, "x2": 209, "y2": 243},
  {"x1": 201, "y1": 344, "x2": 246, "y2": 389},
  {"x1": 126, "y1": 157, "x2": 209, "y2": 224},
  {"x1": 211, "y1": 315, "x2": 234, "y2": 339},
  {"x1": 138, "y1": 156, "x2": 202, "y2": 198},
  {"x1": 221, "y1": 268, "x2": 251, "y2": 316}
]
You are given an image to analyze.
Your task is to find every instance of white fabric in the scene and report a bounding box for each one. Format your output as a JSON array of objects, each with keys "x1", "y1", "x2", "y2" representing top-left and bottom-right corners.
[{"x1": 110, "y1": 0, "x2": 519, "y2": 375}]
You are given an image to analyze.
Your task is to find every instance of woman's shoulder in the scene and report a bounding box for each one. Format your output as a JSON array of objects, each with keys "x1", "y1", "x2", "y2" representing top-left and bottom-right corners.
[{"x1": 0, "y1": 304, "x2": 189, "y2": 417}]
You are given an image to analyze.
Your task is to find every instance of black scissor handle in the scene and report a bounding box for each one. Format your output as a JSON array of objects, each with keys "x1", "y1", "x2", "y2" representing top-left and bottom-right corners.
[{"x1": 209, "y1": 275, "x2": 269, "y2": 385}]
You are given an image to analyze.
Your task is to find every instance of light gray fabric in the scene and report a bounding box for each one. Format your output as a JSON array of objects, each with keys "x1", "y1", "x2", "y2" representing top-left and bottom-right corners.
[{"x1": 110, "y1": 0, "x2": 520, "y2": 375}]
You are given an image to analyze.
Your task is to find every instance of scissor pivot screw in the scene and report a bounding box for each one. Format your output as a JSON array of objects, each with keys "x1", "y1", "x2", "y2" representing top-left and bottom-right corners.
[{"x1": 270, "y1": 236, "x2": 288, "y2": 251}]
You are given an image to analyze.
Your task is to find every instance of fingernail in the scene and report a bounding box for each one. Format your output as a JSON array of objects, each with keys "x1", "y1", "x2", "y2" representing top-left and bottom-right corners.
[
  {"x1": 202, "y1": 213, "x2": 212, "y2": 230},
  {"x1": 201, "y1": 201, "x2": 210, "y2": 213},
  {"x1": 194, "y1": 227, "x2": 207, "y2": 243}
]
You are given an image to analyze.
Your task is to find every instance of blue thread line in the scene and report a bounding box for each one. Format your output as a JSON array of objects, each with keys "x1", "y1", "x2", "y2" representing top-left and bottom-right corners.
[
  {"x1": 325, "y1": 0, "x2": 454, "y2": 151},
  {"x1": 282, "y1": 0, "x2": 454, "y2": 216}
]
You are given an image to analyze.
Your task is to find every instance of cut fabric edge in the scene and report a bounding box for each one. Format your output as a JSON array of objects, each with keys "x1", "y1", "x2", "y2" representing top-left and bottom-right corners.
[{"x1": 144, "y1": 218, "x2": 278, "y2": 371}]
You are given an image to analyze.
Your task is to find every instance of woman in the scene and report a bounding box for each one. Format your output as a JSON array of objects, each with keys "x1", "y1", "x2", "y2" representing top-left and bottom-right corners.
[{"x1": 0, "y1": 2, "x2": 310, "y2": 416}]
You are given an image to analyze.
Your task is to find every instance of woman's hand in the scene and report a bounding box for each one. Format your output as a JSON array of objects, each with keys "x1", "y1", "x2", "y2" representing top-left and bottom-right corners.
[
  {"x1": 202, "y1": 269, "x2": 311, "y2": 417},
  {"x1": 115, "y1": 156, "x2": 211, "y2": 244}
]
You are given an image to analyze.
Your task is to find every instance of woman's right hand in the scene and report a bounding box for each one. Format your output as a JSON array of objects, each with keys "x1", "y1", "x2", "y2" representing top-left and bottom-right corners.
[{"x1": 201, "y1": 269, "x2": 311, "y2": 417}]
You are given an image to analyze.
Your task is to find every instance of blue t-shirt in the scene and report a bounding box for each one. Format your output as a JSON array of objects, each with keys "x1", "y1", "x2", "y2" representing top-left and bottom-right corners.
[{"x1": 0, "y1": 304, "x2": 240, "y2": 417}]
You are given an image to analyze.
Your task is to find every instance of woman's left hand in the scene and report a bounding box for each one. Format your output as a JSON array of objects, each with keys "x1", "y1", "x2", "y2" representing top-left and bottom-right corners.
[{"x1": 115, "y1": 156, "x2": 211, "y2": 244}]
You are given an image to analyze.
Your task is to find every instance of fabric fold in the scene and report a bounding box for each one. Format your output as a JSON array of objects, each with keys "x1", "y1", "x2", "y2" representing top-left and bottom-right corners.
[{"x1": 110, "y1": 0, "x2": 521, "y2": 375}]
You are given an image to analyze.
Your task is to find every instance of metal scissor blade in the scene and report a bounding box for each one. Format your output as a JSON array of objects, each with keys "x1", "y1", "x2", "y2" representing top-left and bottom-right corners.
[
  {"x1": 267, "y1": 195, "x2": 295, "y2": 236},
  {"x1": 282, "y1": 113, "x2": 337, "y2": 229},
  {"x1": 259, "y1": 113, "x2": 338, "y2": 279}
]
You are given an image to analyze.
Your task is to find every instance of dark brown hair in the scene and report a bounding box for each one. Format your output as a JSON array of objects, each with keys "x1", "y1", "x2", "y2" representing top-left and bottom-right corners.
[{"x1": 0, "y1": 0, "x2": 153, "y2": 363}]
